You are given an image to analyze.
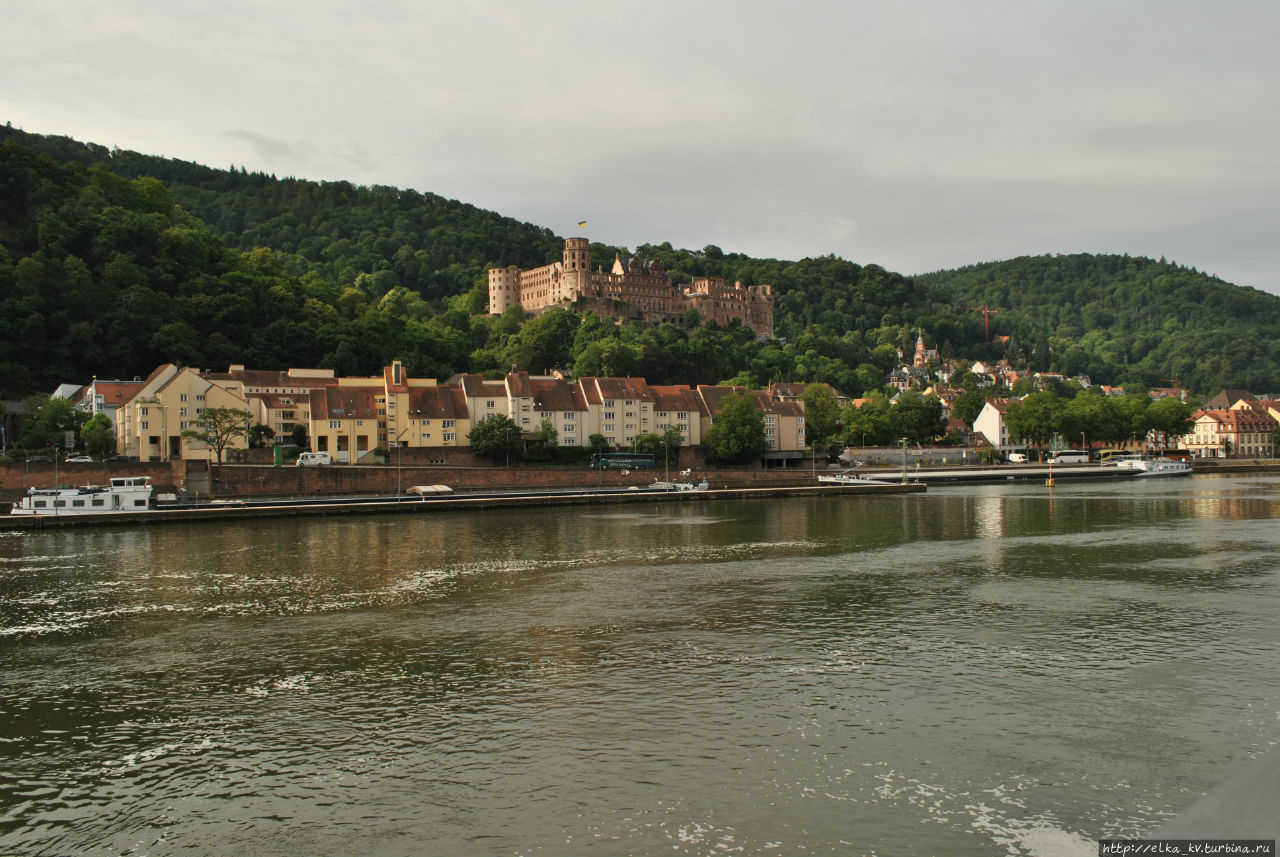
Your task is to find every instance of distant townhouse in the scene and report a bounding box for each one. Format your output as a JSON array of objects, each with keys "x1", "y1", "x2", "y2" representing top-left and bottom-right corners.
[
  {"x1": 974, "y1": 398, "x2": 1016, "y2": 451},
  {"x1": 116, "y1": 364, "x2": 253, "y2": 462},
  {"x1": 650, "y1": 385, "x2": 704, "y2": 446},
  {"x1": 767, "y1": 382, "x2": 851, "y2": 410},
  {"x1": 74, "y1": 378, "x2": 145, "y2": 425},
  {"x1": 577, "y1": 376, "x2": 657, "y2": 447},
  {"x1": 1181, "y1": 407, "x2": 1277, "y2": 458}
]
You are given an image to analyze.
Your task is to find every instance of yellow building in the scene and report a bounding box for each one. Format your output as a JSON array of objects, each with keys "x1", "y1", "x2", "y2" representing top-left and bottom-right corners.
[{"x1": 116, "y1": 364, "x2": 253, "y2": 462}]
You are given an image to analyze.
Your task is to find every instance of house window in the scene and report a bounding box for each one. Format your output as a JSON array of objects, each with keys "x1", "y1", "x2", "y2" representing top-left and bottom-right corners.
[
  {"x1": 604, "y1": 412, "x2": 615, "y2": 420},
  {"x1": 563, "y1": 412, "x2": 575, "y2": 420},
  {"x1": 563, "y1": 437, "x2": 576, "y2": 446},
  {"x1": 604, "y1": 400, "x2": 615, "y2": 408},
  {"x1": 140, "y1": 421, "x2": 149, "y2": 430},
  {"x1": 487, "y1": 400, "x2": 495, "y2": 409},
  {"x1": 181, "y1": 421, "x2": 189, "y2": 431},
  {"x1": 677, "y1": 412, "x2": 688, "y2": 420},
  {"x1": 564, "y1": 424, "x2": 575, "y2": 433},
  {"x1": 141, "y1": 407, "x2": 149, "y2": 416},
  {"x1": 603, "y1": 424, "x2": 615, "y2": 433},
  {"x1": 443, "y1": 419, "x2": 455, "y2": 428},
  {"x1": 180, "y1": 407, "x2": 188, "y2": 417},
  {"x1": 443, "y1": 432, "x2": 455, "y2": 442},
  {"x1": 179, "y1": 393, "x2": 188, "y2": 402},
  {"x1": 196, "y1": 394, "x2": 205, "y2": 401},
  {"x1": 329, "y1": 420, "x2": 341, "y2": 429}
]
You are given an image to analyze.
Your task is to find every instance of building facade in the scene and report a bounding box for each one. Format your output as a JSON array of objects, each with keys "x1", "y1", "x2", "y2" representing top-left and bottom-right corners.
[{"x1": 489, "y1": 238, "x2": 774, "y2": 339}]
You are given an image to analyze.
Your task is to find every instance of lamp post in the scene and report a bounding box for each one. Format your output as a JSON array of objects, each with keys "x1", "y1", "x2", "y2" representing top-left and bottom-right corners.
[{"x1": 900, "y1": 437, "x2": 909, "y2": 484}]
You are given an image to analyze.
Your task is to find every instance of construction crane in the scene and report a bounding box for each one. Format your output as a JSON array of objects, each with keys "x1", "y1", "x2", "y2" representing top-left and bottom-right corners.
[{"x1": 960, "y1": 305, "x2": 1001, "y2": 343}]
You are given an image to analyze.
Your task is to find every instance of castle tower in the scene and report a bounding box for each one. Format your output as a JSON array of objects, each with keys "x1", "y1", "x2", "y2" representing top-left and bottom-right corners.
[
  {"x1": 488, "y1": 265, "x2": 520, "y2": 315},
  {"x1": 561, "y1": 237, "x2": 592, "y2": 300},
  {"x1": 563, "y1": 237, "x2": 591, "y2": 272}
]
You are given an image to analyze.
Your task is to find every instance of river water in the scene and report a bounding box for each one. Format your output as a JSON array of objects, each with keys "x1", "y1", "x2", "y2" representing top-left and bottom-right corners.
[{"x1": 2, "y1": 475, "x2": 1278, "y2": 856}]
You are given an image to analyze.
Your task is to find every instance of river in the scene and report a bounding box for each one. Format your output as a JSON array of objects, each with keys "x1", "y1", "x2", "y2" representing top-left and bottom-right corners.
[{"x1": 2, "y1": 475, "x2": 1278, "y2": 856}]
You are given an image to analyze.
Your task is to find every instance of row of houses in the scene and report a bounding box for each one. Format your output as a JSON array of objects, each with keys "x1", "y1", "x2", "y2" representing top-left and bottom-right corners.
[
  {"x1": 83, "y1": 362, "x2": 812, "y2": 464},
  {"x1": 971, "y1": 391, "x2": 1279, "y2": 458}
]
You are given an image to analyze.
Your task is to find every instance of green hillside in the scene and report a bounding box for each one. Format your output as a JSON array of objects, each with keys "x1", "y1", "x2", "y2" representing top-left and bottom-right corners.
[{"x1": 2, "y1": 123, "x2": 1278, "y2": 400}]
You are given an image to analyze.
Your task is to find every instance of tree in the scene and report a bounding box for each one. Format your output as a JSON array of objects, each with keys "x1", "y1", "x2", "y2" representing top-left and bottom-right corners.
[
  {"x1": 588, "y1": 433, "x2": 610, "y2": 455},
  {"x1": 290, "y1": 423, "x2": 309, "y2": 449},
  {"x1": 1145, "y1": 397, "x2": 1194, "y2": 449},
  {"x1": 631, "y1": 432, "x2": 663, "y2": 457},
  {"x1": 703, "y1": 391, "x2": 766, "y2": 464},
  {"x1": 1004, "y1": 392, "x2": 1062, "y2": 457},
  {"x1": 180, "y1": 406, "x2": 252, "y2": 463},
  {"x1": 533, "y1": 417, "x2": 558, "y2": 448},
  {"x1": 248, "y1": 423, "x2": 276, "y2": 448},
  {"x1": 468, "y1": 413, "x2": 523, "y2": 462},
  {"x1": 17, "y1": 394, "x2": 86, "y2": 451},
  {"x1": 79, "y1": 412, "x2": 117, "y2": 458},
  {"x1": 950, "y1": 387, "x2": 985, "y2": 427},
  {"x1": 840, "y1": 395, "x2": 894, "y2": 447},
  {"x1": 799, "y1": 383, "x2": 839, "y2": 451},
  {"x1": 889, "y1": 391, "x2": 945, "y2": 444}
]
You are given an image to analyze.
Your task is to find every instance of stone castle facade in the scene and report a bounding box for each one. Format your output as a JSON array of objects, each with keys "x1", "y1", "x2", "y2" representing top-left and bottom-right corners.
[{"x1": 489, "y1": 238, "x2": 774, "y2": 338}]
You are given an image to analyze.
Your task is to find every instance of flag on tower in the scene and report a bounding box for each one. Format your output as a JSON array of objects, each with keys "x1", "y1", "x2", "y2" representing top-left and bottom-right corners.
[{"x1": 577, "y1": 220, "x2": 587, "y2": 228}]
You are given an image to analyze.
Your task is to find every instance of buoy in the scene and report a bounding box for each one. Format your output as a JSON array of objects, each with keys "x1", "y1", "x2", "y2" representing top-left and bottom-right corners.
[{"x1": 1046, "y1": 477, "x2": 1055, "y2": 487}]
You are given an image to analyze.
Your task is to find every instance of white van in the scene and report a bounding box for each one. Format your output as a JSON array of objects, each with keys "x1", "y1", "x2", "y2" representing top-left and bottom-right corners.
[
  {"x1": 1049, "y1": 451, "x2": 1089, "y2": 464},
  {"x1": 296, "y1": 451, "x2": 332, "y2": 466}
]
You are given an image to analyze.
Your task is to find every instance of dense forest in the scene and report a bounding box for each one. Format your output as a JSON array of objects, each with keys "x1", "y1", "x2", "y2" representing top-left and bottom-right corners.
[{"x1": 2, "y1": 123, "x2": 1278, "y2": 401}]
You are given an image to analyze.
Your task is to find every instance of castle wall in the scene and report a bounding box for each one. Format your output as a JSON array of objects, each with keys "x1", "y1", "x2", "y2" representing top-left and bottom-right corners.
[{"x1": 490, "y1": 239, "x2": 773, "y2": 338}]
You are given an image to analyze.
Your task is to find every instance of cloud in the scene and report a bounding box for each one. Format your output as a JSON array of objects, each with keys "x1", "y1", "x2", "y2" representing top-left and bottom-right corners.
[{"x1": 3, "y1": 0, "x2": 1278, "y2": 292}]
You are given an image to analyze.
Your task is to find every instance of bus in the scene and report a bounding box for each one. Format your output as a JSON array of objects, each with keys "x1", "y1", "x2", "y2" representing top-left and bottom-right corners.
[{"x1": 589, "y1": 452, "x2": 656, "y2": 470}]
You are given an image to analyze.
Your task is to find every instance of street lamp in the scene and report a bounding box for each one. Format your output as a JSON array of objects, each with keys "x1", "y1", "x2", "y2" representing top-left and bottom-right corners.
[{"x1": 900, "y1": 437, "x2": 909, "y2": 484}]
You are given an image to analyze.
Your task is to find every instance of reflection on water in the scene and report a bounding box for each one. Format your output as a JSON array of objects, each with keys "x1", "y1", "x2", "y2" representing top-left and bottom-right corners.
[{"x1": 1, "y1": 476, "x2": 1279, "y2": 856}]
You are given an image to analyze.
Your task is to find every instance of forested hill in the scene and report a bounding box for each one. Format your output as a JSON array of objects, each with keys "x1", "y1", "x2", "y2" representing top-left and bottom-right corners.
[
  {"x1": 2, "y1": 123, "x2": 1279, "y2": 400},
  {"x1": 916, "y1": 255, "x2": 1280, "y2": 394}
]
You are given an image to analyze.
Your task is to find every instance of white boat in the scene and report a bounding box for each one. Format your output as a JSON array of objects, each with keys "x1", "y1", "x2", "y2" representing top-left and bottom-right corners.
[
  {"x1": 652, "y1": 478, "x2": 709, "y2": 492},
  {"x1": 818, "y1": 471, "x2": 884, "y2": 485},
  {"x1": 1114, "y1": 457, "x2": 1192, "y2": 477},
  {"x1": 9, "y1": 476, "x2": 154, "y2": 515}
]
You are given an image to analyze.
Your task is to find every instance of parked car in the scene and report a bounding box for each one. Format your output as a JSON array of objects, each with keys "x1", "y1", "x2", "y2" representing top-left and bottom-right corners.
[
  {"x1": 1007, "y1": 452, "x2": 1027, "y2": 463},
  {"x1": 105, "y1": 454, "x2": 130, "y2": 462},
  {"x1": 296, "y1": 451, "x2": 332, "y2": 466},
  {"x1": 65, "y1": 454, "x2": 93, "y2": 463}
]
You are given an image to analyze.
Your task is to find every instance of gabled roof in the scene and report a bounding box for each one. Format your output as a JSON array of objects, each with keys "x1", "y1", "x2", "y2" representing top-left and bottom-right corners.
[
  {"x1": 592, "y1": 377, "x2": 655, "y2": 402},
  {"x1": 407, "y1": 385, "x2": 468, "y2": 420},
  {"x1": 649, "y1": 385, "x2": 699, "y2": 413},
  {"x1": 696, "y1": 384, "x2": 747, "y2": 416},
  {"x1": 529, "y1": 377, "x2": 585, "y2": 412},
  {"x1": 454, "y1": 373, "x2": 507, "y2": 400},
  {"x1": 505, "y1": 371, "x2": 536, "y2": 399},
  {"x1": 1205, "y1": 389, "x2": 1254, "y2": 409},
  {"x1": 753, "y1": 389, "x2": 803, "y2": 417},
  {"x1": 309, "y1": 387, "x2": 379, "y2": 420}
]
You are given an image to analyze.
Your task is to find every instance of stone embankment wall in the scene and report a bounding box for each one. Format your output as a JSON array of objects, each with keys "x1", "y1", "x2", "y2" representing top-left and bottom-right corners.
[{"x1": 0, "y1": 460, "x2": 820, "y2": 502}]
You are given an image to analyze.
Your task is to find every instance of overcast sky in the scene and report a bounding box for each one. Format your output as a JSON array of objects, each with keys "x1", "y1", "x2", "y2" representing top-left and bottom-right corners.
[{"x1": 4, "y1": 1, "x2": 1279, "y2": 294}]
